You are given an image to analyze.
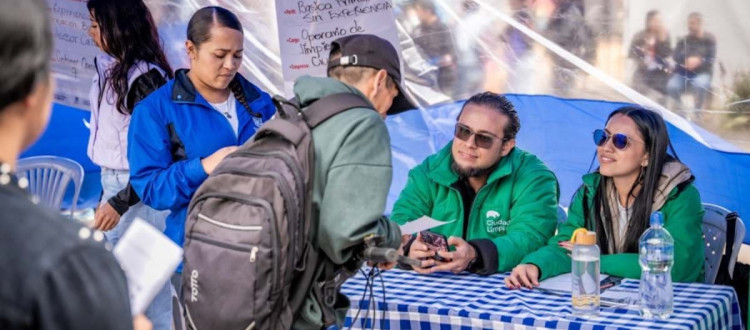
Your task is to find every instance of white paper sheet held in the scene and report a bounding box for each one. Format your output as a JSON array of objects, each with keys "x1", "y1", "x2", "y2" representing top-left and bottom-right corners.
[
  {"x1": 399, "y1": 216, "x2": 456, "y2": 235},
  {"x1": 113, "y1": 218, "x2": 183, "y2": 315}
]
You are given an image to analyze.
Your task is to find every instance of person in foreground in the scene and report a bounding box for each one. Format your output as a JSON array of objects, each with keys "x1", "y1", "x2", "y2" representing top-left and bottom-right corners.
[
  {"x1": 507, "y1": 106, "x2": 705, "y2": 289},
  {"x1": 290, "y1": 34, "x2": 414, "y2": 329},
  {"x1": 0, "y1": 0, "x2": 149, "y2": 329},
  {"x1": 391, "y1": 92, "x2": 560, "y2": 275}
]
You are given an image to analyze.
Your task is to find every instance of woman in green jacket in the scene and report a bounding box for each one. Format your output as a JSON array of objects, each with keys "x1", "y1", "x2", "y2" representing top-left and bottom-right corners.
[{"x1": 506, "y1": 106, "x2": 705, "y2": 288}]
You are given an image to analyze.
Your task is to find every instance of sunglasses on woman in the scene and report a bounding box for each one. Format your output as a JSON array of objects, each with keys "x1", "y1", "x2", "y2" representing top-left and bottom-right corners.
[
  {"x1": 593, "y1": 129, "x2": 643, "y2": 150},
  {"x1": 454, "y1": 123, "x2": 506, "y2": 149}
]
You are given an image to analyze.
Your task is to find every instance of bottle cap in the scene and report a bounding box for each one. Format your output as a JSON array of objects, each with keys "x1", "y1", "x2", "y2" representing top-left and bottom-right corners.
[
  {"x1": 650, "y1": 211, "x2": 664, "y2": 227},
  {"x1": 576, "y1": 231, "x2": 597, "y2": 245}
]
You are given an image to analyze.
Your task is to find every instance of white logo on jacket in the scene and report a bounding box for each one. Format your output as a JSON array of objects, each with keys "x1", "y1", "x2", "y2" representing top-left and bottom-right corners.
[
  {"x1": 253, "y1": 116, "x2": 264, "y2": 130},
  {"x1": 485, "y1": 210, "x2": 509, "y2": 233}
]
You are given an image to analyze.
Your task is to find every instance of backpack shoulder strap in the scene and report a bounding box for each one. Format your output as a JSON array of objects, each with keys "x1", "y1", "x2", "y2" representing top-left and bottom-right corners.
[
  {"x1": 272, "y1": 95, "x2": 302, "y2": 120},
  {"x1": 252, "y1": 96, "x2": 305, "y2": 145},
  {"x1": 303, "y1": 92, "x2": 373, "y2": 128}
]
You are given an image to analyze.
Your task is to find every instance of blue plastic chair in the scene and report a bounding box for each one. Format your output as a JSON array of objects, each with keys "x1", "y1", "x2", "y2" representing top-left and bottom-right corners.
[
  {"x1": 702, "y1": 203, "x2": 745, "y2": 284},
  {"x1": 15, "y1": 156, "x2": 84, "y2": 218}
]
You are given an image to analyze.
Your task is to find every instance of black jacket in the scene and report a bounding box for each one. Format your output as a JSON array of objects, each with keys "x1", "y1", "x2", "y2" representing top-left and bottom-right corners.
[{"x1": 0, "y1": 173, "x2": 132, "y2": 329}]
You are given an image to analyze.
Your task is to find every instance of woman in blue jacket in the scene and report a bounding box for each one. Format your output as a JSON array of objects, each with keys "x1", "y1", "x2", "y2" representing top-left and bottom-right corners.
[{"x1": 127, "y1": 6, "x2": 275, "y2": 285}]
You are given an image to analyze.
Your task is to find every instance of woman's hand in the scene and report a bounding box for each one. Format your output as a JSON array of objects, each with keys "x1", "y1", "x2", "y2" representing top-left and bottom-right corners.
[
  {"x1": 558, "y1": 240, "x2": 574, "y2": 252},
  {"x1": 505, "y1": 264, "x2": 541, "y2": 289},
  {"x1": 200, "y1": 146, "x2": 238, "y2": 174}
]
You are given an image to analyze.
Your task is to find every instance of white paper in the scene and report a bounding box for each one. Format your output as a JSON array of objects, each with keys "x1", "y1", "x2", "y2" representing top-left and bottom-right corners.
[
  {"x1": 399, "y1": 216, "x2": 456, "y2": 235},
  {"x1": 47, "y1": 0, "x2": 101, "y2": 109},
  {"x1": 113, "y1": 218, "x2": 183, "y2": 315},
  {"x1": 274, "y1": 0, "x2": 402, "y2": 96},
  {"x1": 537, "y1": 273, "x2": 636, "y2": 302},
  {"x1": 600, "y1": 287, "x2": 637, "y2": 302},
  {"x1": 537, "y1": 273, "x2": 609, "y2": 292}
]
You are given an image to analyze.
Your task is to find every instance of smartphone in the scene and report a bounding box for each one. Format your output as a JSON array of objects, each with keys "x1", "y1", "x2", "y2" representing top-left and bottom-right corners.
[
  {"x1": 600, "y1": 276, "x2": 623, "y2": 291},
  {"x1": 419, "y1": 230, "x2": 449, "y2": 262}
]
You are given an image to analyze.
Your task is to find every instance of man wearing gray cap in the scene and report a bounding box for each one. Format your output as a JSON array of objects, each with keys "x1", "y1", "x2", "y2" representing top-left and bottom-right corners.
[{"x1": 291, "y1": 34, "x2": 415, "y2": 329}]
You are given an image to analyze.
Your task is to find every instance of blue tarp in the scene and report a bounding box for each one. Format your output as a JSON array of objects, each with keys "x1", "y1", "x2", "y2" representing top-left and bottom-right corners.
[{"x1": 24, "y1": 95, "x2": 750, "y2": 242}]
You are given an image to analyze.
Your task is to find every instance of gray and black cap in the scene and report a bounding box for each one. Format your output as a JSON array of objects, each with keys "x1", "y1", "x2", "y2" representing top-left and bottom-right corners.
[{"x1": 327, "y1": 34, "x2": 416, "y2": 115}]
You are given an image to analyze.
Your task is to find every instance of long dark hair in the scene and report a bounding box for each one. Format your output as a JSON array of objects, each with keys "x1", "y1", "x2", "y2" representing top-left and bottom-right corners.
[
  {"x1": 87, "y1": 0, "x2": 173, "y2": 114},
  {"x1": 186, "y1": 6, "x2": 254, "y2": 115},
  {"x1": 588, "y1": 106, "x2": 679, "y2": 254}
]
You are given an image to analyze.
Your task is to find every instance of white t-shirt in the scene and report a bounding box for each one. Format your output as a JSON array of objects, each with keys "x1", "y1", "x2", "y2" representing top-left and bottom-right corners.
[
  {"x1": 616, "y1": 201, "x2": 632, "y2": 250},
  {"x1": 209, "y1": 91, "x2": 239, "y2": 137}
]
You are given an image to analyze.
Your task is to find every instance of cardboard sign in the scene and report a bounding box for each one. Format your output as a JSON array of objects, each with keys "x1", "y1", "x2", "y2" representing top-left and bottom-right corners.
[{"x1": 275, "y1": 0, "x2": 402, "y2": 95}]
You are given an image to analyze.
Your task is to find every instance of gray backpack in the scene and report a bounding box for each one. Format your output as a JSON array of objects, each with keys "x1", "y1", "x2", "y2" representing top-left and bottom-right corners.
[{"x1": 181, "y1": 93, "x2": 372, "y2": 330}]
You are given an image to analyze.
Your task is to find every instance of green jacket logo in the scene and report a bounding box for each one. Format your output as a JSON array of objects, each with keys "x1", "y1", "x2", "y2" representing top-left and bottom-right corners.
[{"x1": 485, "y1": 210, "x2": 509, "y2": 234}]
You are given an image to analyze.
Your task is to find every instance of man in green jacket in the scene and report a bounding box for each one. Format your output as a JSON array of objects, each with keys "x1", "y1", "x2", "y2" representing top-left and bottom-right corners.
[
  {"x1": 391, "y1": 92, "x2": 560, "y2": 275},
  {"x1": 292, "y1": 34, "x2": 414, "y2": 329}
]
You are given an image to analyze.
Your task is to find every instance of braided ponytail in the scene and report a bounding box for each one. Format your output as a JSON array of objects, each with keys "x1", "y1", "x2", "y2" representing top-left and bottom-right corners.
[{"x1": 229, "y1": 79, "x2": 260, "y2": 117}]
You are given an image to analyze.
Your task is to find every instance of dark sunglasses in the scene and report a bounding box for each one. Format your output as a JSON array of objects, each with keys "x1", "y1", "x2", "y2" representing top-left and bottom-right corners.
[
  {"x1": 454, "y1": 123, "x2": 505, "y2": 149},
  {"x1": 593, "y1": 129, "x2": 642, "y2": 150}
]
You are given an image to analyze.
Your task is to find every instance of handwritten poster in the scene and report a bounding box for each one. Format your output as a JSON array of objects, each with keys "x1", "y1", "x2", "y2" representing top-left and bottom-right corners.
[
  {"x1": 275, "y1": 0, "x2": 402, "y2": 95},
  {"x1": 47, "y1": 0, "x2": 100, "y2": 110}
]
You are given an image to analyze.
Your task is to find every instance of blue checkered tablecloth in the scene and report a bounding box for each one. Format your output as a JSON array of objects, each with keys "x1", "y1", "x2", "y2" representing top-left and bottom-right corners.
[{"x1": 341, "y1": 269, "x2": 742, "y2": 329}]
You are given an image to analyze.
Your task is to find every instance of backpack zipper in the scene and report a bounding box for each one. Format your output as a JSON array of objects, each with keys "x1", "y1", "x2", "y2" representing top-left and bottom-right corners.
[
  {"x1": 188, "y1": 232, "x2": 257, "y2": 253},
  {"x1": 221, "y1": 152, "x2": 304, "y2": 269},
  {"x1": 198, "y1": 213, "x2": 262, "y2": 231},
  {"x1": 223, "y1": 150, "x2": 306, "y2": 315},
  {"x1": 189, "y1": 192, "x2": 280, "y2": 296},
  {"x1": 212, "y1": 169, "x2": 298, "y2": 284}
]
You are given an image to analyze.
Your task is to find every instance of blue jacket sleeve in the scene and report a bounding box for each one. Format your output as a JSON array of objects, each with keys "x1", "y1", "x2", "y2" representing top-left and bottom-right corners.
[{"x1": 128, "y1": 100, "x2": 208, "y2": 211}]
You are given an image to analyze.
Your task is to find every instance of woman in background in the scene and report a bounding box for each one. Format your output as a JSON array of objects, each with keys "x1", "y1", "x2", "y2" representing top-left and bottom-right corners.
[{"x1": 86, "y1": 0, "x2": 174, "y2": 328}]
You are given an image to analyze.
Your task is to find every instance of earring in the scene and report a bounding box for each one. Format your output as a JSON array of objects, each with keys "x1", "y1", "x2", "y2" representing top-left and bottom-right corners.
[{"x1": 637, "y1": 166, "x2": 646, "y2": 182}]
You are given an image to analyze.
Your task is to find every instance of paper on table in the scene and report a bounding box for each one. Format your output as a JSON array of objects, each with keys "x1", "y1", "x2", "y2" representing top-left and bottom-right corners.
[
  {"x1": 537, "y1": 273, "x2": 636, "y2": 302},
  {"x1": 113, "y1": 218, "x2": 183, "y2": 315},
  {"x1": 399, "y1": 216, "x2": 456, "y2": 235},
  {"x1": 537, "y1": 273, "x2": 609, "y2": 293}
]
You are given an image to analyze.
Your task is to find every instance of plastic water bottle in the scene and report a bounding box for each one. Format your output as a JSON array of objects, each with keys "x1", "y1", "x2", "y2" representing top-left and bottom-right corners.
[
  {"x1": 639, "y1": 211, "x2": 674, "y2": 319},
  {"x1": 572, "y1": 231, "x2": 600, "y2": 317}
]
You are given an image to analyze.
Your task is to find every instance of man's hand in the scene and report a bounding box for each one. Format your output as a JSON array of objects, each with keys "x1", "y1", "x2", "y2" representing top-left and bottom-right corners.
[
  {"x1": 505, "y1": 264, "x2": 540, "y2": 289},
  {"x1": 93, "y1": 202, "x2": 120, "y2": 231},
  {"x1": 685, "y1": 56, "x2": 703, "y2": 71},
  {"x1": 201, "y1": 146, "x2": 238, "y2": 175},
  {"x1": 374, "y1": 261, "x2": 397, "y2": 270},
  {"x1": 429, "y1": 236, "x2": 476, "y2": 274},
  {"x1": 133, "y1": 314, "x2": 152, "y2": 330},
  {"x1": 407, "y1": 233, "x2": 437, "y2": 274}
]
